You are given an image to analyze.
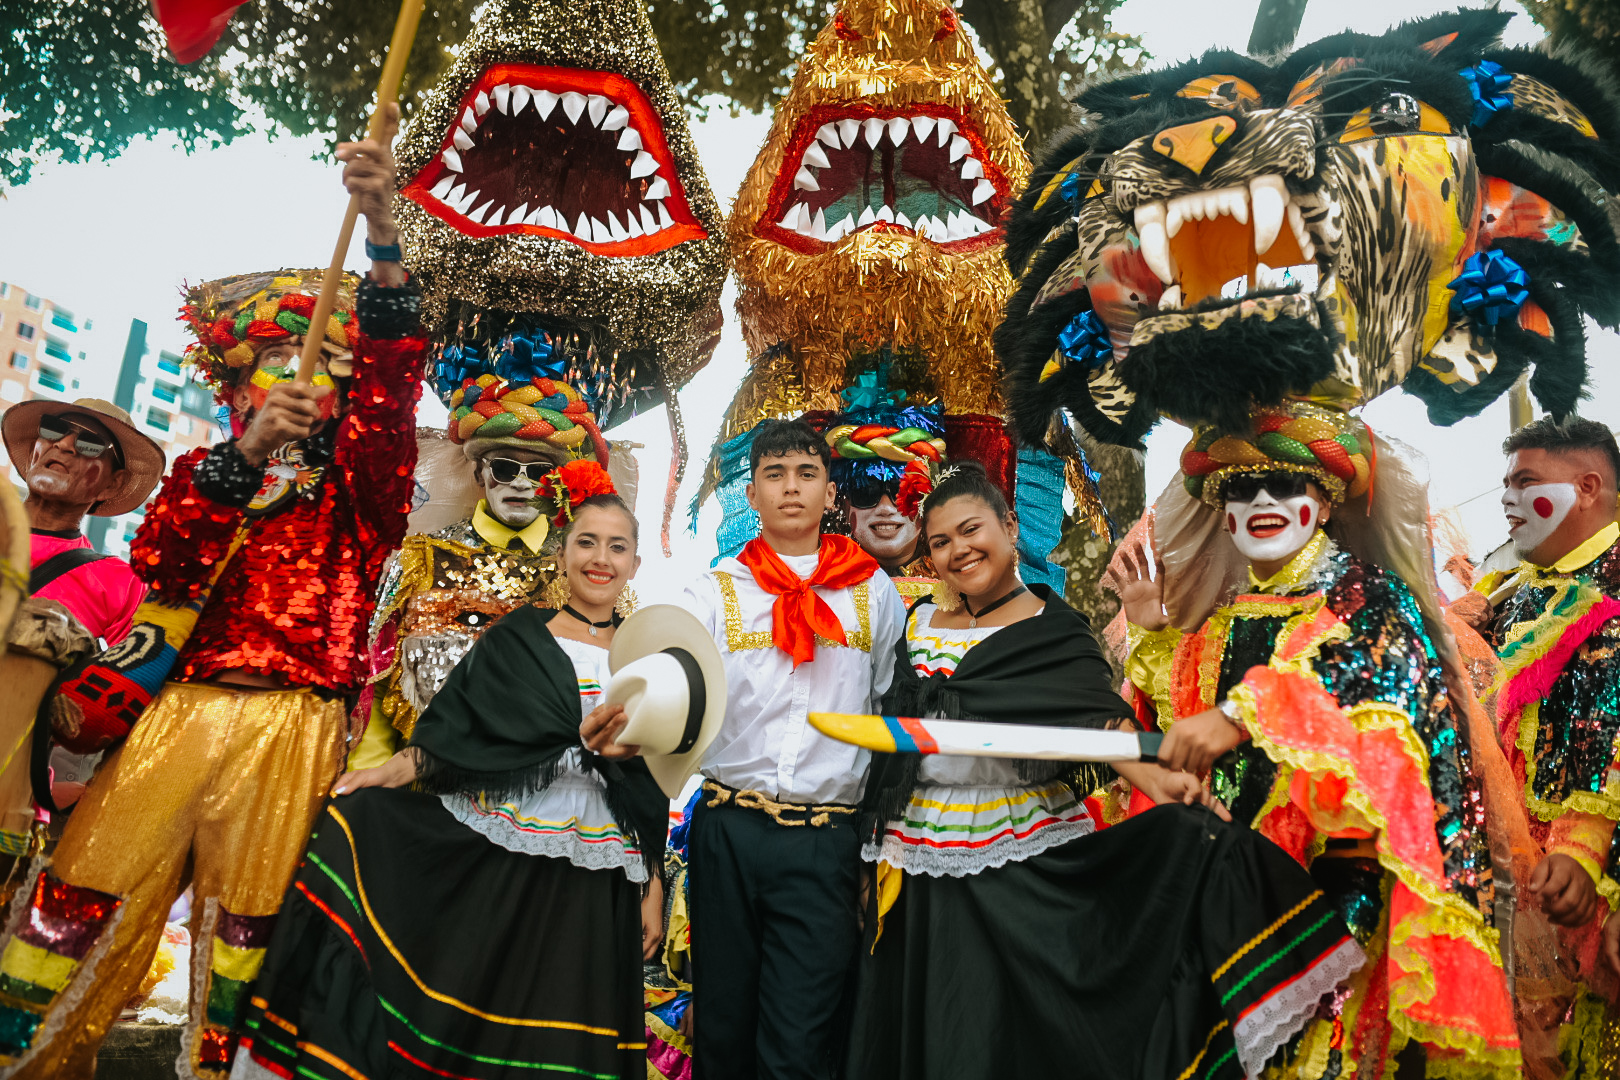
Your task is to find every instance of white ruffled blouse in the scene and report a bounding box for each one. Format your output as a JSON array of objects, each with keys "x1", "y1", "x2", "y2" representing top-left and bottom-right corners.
[
  {"x1": 439, "y1": 635, "x2": 647, "y2": 882},
  {"x1": 861, "y1": 603, "x2": 1096, "y2": 878}
]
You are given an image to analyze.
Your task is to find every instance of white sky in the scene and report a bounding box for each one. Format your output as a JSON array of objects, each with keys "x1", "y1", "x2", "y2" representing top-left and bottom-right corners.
[{"x1": 0, "y1": 0, "x2": 1606, "y2": 603}]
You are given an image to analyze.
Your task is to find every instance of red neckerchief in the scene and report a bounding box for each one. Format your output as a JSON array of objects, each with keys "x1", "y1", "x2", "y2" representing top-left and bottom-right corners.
[{"x1": 737, "y1": 535, "x2": 879, "y2": 668}]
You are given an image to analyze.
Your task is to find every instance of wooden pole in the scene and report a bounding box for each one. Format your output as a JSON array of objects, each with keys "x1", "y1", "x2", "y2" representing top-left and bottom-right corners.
[
  {"x1": 1508, "y1": 372, "x2": 1534, "y2": 432},
  {"x1": 295, "y1": 0, "x2": 425, "y2": 384}
]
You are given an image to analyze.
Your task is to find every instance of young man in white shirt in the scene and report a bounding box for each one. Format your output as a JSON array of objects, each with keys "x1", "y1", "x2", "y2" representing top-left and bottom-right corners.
[{"x1": 681, "y1": 417, "x2": 905, "y2": 1080}]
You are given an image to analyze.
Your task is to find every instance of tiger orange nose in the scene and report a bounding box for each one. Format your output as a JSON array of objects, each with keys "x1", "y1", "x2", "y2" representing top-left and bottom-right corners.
[{"x1": 1151, "y1": 115, "x2": 1238, "y2": 175}]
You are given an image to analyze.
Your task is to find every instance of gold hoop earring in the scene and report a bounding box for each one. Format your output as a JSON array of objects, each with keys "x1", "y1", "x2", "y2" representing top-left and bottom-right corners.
[{"x1": 543, "y1": 572, "x2": 572, "y2": 610}]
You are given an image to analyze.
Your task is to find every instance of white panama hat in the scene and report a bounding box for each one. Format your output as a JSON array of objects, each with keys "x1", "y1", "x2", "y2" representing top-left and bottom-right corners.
[{"x1": 605, "y1": 605, "x2": 727, "y2": 799}]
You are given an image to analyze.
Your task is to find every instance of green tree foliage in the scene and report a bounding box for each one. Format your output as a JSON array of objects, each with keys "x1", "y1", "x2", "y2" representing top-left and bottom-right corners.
[
  {"x1": 0, "y1": 0, "x2": 246, "y2": 186},
  {"x1": 0, "y1": 0, "x2": 471, "y2": 189},
  {"x1": 648, "y1": 0, "x2": 1143, "y2": 147},
  {"x1": 1523, "y1": 0, "x2": 1620, "y2": 54},
  {"x1": 1, "y1": 0, "x2": 1139, "y2": 189}
]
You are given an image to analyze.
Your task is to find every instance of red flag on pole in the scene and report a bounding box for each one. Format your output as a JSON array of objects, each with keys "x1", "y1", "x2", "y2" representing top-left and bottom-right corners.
[{"x1": 150, "y1": 0, "x2": 245, "y2": 64}]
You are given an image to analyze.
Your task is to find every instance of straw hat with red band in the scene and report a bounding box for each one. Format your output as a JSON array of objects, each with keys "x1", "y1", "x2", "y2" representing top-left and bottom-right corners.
[
  {"x1": 180, "y1": 269, "x2": 358, "y2": 397},
  {"x1": 1179, "y1": 400, "x2": 1373, "y2": 509}
]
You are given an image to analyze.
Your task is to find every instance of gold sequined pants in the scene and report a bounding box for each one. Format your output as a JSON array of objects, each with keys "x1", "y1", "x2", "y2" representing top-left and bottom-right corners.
[{"x1": 8, "y1": 682, "x2": 346, "y2": 1080}]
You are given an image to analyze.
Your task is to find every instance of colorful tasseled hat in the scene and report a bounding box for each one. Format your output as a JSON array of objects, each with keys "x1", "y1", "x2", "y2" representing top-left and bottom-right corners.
[
  {"x1": 1180, "y1": 400, "x2": 1373, "y2": 508},
  {"x1": 449, "y1": 374, "x2": 610, "y2": 465},
  {"x1": 180, "y1": 269, "x2": 358, "y2": 396}
]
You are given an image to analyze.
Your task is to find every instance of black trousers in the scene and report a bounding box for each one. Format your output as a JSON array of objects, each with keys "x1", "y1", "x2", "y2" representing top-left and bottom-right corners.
[{"x1": 687, "y1": 794, "x2": 862, "y2": 1080}]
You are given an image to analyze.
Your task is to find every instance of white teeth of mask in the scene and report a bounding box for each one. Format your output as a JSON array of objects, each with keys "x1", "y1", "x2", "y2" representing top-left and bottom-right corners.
[
  {"x1": 1224, "y1": 492, "x2": 1321, "y2": 564},
  {"x1": 1502, "y1": 481, "x2": 1578, "y2": 554}
]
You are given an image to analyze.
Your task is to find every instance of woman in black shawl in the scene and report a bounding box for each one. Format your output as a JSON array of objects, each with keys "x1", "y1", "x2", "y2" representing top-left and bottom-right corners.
[
  {"x1": 234, "y1": 493, "x2": 667, "y2": 1080},
  {"x1": 846, "y1": 463, "x2": 1365, "y2": 1080}
]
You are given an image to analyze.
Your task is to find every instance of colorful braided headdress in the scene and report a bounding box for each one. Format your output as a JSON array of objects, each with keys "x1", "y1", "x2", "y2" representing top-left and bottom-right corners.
[
  {"x1": 181, "y1": 269, "x2": 357, "y2": 396},
  {"x1": 1180, "y1": 400, "x2": 1373, "y2": 509},
  {"x1": 449, "y1": 374, "x2": 610, "y2": 465}
]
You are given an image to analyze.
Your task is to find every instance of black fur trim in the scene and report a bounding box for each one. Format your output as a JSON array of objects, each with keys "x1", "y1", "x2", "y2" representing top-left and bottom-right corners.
[
  {"x1": 1521, "y1": 279, "x2": 1590, "y2": 418},
  {"x1": 1403, "y1": 352, "x2": 1529, "y2": 425},
  {"x1": 1481, "y1": 46, "x2": 1620, "y2": 144},
  {"x1": 1119, "y1": 304, "x2": 1337, "y2": 435},
  {"x1": 1494, "y1": 236, "x2": 1620, "y2": 327},
  {"x1": 1074, "y1": 50, "x2": 1276, "y2": 114},
  {"x1": 1470, "y1": 111, "x2": 1620, "y2": 193}
]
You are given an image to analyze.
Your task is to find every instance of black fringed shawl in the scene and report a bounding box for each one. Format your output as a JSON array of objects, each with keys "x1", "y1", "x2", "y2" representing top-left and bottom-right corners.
[
  {"x1": 862, "y1": 585, "x2": 1135, "y2": 833},
  {"x1": 409, "y1": 605, "x2": 668, "y2": 874}
]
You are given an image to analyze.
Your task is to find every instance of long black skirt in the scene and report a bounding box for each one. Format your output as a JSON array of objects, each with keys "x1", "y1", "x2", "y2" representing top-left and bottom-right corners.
[
  {"x1": 234, "y1": 787, "x2": 646, "y2": 1080},
  {"x1": 847, "y1": 804, "x2": 1361, "y2": 1080}
]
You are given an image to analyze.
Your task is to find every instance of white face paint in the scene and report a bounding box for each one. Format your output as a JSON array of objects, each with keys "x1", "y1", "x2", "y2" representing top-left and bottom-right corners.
[
  {"x1": 1223, "y1": 488, "x2": 1322, "y2": 564},
  {"x1": 1502, "y1": 481, "x2": 1578, "y2": 556},
  {"x1": 482, "y1": 458, "x2": 544, "y2": 529}
]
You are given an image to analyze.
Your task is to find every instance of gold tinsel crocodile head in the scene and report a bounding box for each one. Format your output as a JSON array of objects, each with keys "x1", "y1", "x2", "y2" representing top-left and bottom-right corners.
[{"x1": 723, "y1": 0, "x2": 1032, "y2": 433}]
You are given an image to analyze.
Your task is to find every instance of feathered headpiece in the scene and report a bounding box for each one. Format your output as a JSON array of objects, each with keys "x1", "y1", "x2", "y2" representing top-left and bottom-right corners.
[{"x1": 180, "y1": 269, "x2": 357, "y2": 397}]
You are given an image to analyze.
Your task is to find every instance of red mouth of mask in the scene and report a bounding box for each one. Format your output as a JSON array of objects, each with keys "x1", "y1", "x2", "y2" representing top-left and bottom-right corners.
[
  {"x1": 400, "y1": 63, "x2": 706, "y2": 256},
  {"x1": 759, "y1": 104, "x2": 1009, "y2": 253}
]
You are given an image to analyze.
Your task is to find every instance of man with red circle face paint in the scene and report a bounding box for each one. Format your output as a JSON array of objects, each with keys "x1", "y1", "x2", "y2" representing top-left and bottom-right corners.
[
  {"x1": 1458, "y1": 420, "x2": 1620, "y2": 988},
  {"x1": 1114, "y1": 400, "x2": 1520, "y2": 1078}
]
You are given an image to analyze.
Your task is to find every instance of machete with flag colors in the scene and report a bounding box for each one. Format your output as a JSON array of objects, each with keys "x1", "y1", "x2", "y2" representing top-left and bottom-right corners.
[{"x1": 809, "y1": 713, "x2": 1163, "y2": 762}]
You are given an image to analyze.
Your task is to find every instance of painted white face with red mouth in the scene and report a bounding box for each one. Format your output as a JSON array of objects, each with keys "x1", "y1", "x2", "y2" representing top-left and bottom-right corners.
[
  {"x1": 1224, "y1": 487, "x2": 1322, "y2": 565},
  {"x1": 1502, "y1": 481, "x2": 1578, "y2": 556}
]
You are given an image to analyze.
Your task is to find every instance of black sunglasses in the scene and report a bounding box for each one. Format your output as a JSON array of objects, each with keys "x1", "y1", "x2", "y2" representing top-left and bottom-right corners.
[
  {"x1": 1220, "y1": 470, "x2": 1312, "y2": 504},
  {"x1": 843, "y1": 476, "x2": 901, "y2": 510},
  {"x1": 38, "y1": 416, "x2": 118, "y2": 464},
  {"x1": 485, "y1": 458, "x2": 552, "y2": 485}
]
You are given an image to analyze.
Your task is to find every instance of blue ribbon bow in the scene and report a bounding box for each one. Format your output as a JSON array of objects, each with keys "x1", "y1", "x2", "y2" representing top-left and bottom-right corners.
[
  {"x1": 1056, "y1": 309, "x2": 1110, "y2": 371},
  {"x1": 1460, "y1": 60, "x2": 1514, "y2": 128},
  {"x1": 1448, "y1": 249, "x2": 1530, "y2": 326},
  {"x1": 841, "y1": 364, "x2": 899, "y2": 410}
]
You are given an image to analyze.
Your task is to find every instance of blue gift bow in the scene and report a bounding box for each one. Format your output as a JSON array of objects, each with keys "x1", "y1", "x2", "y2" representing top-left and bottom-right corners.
[
  {"x1": 1460, "y1": 60, "x2": 1514, "y2": 128},
  {"x1": 842, "y1": 365, "x2": 899, "y2": 410},
  {"x1": 495, "y1": 329, "x2": 563, "y2": 385},
  {"x1": 1056, "y1": 309, "x2": 1110, "y2": 370},
  {"x1": 1448, "y1": 249, "x2": 1530, "y2": 326}
]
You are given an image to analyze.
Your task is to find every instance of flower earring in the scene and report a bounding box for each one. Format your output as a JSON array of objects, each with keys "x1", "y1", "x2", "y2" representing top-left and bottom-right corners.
[{"x1": 543, "y1": 572, "x2": 571, "y2": 610}]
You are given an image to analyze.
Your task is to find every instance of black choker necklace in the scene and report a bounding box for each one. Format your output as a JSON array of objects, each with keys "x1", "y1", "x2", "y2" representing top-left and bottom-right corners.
[
  {"x1": 961, "y1": 584, "x2": 1027, "y2": 629},
  {"x1": 563, "y1": 604, "x2": 615, "y2": 637}
]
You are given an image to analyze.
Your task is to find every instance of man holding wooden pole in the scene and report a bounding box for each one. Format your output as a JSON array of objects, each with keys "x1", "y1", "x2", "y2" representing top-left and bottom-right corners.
[{"x1": 0, "y1": 110, "x2": 427, "y2": 1079}]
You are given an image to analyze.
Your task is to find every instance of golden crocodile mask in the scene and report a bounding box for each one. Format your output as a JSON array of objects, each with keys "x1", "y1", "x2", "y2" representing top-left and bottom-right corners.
[{"x1": 721, "y1": 0, "x2": 1032, "y2": 436}]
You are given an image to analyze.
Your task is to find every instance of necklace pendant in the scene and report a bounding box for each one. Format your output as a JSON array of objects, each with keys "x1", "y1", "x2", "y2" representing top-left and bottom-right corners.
[
  {"x1": 968, "y1": 617, "x2": 977, "y2": 629},
  {"x1": 587, "y1": 625, "x2": 598, "y2": 637}
]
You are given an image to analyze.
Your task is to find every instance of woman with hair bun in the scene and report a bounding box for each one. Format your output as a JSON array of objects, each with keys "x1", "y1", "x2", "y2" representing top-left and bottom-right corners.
[
  {"x1": 847, "y1": 460, "x2": 1363, "y2": 1080},
  {"x1": 233, "y1": 465, "x2": 666, "y2": 1080}
]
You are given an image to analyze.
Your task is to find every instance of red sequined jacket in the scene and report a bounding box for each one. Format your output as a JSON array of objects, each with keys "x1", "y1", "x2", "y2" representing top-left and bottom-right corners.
[{"x1": 130, "y1": 328, "x2": 425, "y2": 693}]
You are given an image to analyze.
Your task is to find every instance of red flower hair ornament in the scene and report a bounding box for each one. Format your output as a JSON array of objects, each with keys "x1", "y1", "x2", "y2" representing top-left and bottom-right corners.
[
  {"x1": 895, "y1": 459, "x2": 936, "y2": 520},
  {"x1": 540, "y1": 459, "x2": 618, "y2": 526}
]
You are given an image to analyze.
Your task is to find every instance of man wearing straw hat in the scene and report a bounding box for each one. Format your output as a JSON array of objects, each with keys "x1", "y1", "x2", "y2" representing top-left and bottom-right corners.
[
  {"x1": 1, "y1": 397, "x2": 164, "y2": 644},
  {"x1": 0, "y1": 113, "x2": 427, "y2": 1080}
]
